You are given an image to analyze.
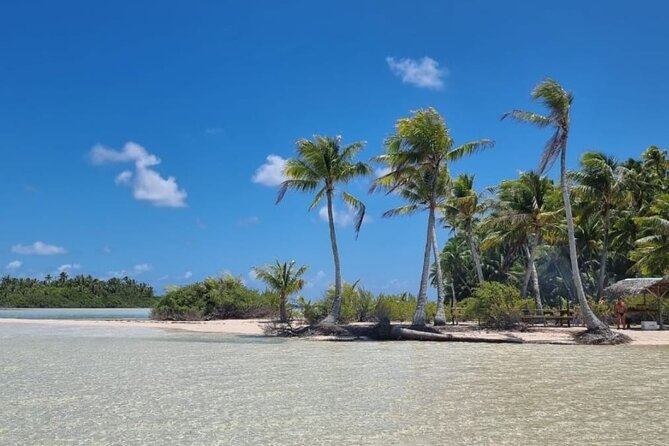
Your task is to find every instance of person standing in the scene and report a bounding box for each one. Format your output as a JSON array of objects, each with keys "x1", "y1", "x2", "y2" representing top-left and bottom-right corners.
[{"x1": 614, "y1": 298, "x2": 627, "y2": 329}]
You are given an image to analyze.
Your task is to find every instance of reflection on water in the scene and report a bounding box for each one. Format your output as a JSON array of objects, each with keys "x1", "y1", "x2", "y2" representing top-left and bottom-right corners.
[
  {"x1": 0, "y1": 322, "x2": 667, "y2": 445},
  {"x1": 0, "y1": 307, "x2": 151, "y2": 320}
]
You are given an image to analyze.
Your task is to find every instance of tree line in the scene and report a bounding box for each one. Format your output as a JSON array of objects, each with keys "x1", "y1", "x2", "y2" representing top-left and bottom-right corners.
[
  {"x1": 0, "y1": 272, "x2": 156, "y2": 308},
  {"x1": 275, "y1": 78, "x2": 668, "y2": 337}
]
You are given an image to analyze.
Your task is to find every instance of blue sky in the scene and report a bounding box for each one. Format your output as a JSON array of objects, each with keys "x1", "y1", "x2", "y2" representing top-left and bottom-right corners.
[{"x1": 2, "y1": 1, "x2": 668, "y2": 297}]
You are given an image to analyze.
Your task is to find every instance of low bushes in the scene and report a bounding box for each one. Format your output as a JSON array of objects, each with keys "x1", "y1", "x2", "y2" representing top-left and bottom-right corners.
[
  {"x1": 295, "y1": 284, "x2": 437, "y2": 324},
  {"x1": 152, "y1": 275, "x2": 278, "y2": 320},
  {"x1": 461, "y1": 281, "x2": 532, "y2": 329}
]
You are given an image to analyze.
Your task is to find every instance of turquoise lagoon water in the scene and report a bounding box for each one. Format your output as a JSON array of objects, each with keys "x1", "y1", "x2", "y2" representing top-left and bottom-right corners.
[
  {"x1": 0, "y1": 307, "x2": 151, "y2": 319},
  {"x1": 0, "y1": 321, "x2": 667, "y2": 445}
]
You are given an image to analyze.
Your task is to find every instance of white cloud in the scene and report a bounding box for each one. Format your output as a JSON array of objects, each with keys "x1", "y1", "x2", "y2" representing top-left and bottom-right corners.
[
  {"x1": 133, "y1": 263, "x2": 152, "y2": 274},
  {"x1": 183, "y1": 271, "x2": 193, "y2": 279},
  {"x1": 102, "y1": 245, "x2": 112, "y2": 254},
  {"x1": 106, "y1": 270, "x2": 127, "y2": 279},
  {"x1": 115, "y1": 170, "x2": 132, "y2": 185},
  {"x1": 375, "y1": 167, "x2": 391, "y2": 178},
  {"x1": 12, "y1": 241, "x2": 67, "y2": 256},
  {"x1": 238, "y1": 216, "x2": 260, "y2": 227},
  {"x1": 386, "y1": 56, "x2": 446, "y2": 89},
  {"x1": 57, "y1": 263, "x2": 81, "y2": 273},
  {"x1": 318, "y1": 205, "x2": 373, "y2": 227},
  {"x1": 205, "y1": 127, "x2": 223, "y2": 136},
  {"x1": 5, "y1": 260, "x2": 22, "y2": 271},
  {"x1": 252, "y1": 155, "x2": 287, "y2": 186},
  {"x1": 248, "y1": 270, "x2": 258, "y2": 281},
  {"x1": 89, "y1": 141, "x2": 187, "y2": 208}
]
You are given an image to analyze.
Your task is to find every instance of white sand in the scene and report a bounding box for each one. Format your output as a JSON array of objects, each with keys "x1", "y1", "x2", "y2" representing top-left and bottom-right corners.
[{"x1": 1, "y1": 318, "x2": 668, "y2": 345}]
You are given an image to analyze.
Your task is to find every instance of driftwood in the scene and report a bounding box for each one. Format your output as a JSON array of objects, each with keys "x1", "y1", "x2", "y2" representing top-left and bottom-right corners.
[{"x1": 390, "y1": 326, "x2": 524, "y2": 343}]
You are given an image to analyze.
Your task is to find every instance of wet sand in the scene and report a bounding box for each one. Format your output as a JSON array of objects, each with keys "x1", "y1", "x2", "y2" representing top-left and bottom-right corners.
[{"x1": 1, "y1": 318, "x2": 667, "y2": 345}]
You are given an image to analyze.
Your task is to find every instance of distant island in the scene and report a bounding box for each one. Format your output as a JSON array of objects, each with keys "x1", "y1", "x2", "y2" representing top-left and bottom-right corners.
[{"x1": 0, "y1": 273, "x2": 157, "y2": 308}]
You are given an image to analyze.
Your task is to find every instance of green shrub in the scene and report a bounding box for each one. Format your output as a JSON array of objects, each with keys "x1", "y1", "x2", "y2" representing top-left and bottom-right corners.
[
  {"x1": 462, "y1": 281, "x2": 532, "y2": 329},
  {"x1": 152, "y1": 275, "x2": 277, "y2": 320}
]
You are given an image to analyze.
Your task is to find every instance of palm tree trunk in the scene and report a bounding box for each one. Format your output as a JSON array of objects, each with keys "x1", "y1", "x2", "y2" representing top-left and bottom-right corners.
[
  {"x1": 279, "y1": 292, "x2": 288, "y2": 323},
  {"x1": 413, "y1": 205, "x2": 434, "y2": 326},
  {"x1": 322, "y1": 189, "x2": 342, "y2": 324},
  {"x1": 596, "y1": 207, "x2": 610, "y2": 300},
  {"x1": 432, "y1": 226, "x2": 447, "y2": 325},
  {"x1": 521, "y1": 244, "x2": 532, "y2": 298},
  {"x1": 467, "y1": 228, "x2": 485, "y2": 284},
  {"x1": 560, "y1": 147, "x2": 608, "y2": 332},
  {"x1": 522, "y1": 235, "x2": 543, "y2": 310},
  {"x1": 531, "y1": 258, "x2": 542, "y2": 310}
]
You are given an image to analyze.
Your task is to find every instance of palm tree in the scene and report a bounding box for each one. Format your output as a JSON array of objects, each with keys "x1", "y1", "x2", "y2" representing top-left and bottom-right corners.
[
  {"x1": 277, "y1": 135, "x2": 371, "y2": 324},
  {"x1": 482, "y1": 172, "x2": 560, "y2": 310},
  {"x1": 374, "y1": 108, "x2": 493, "y2": 326},
  {"x1": 631, "y1": 194, "x2": 669, "y2": 275},
  {"x1": 443, "y1": 174, "x2": 487, "y2": 284},
  {"x1": 376, "y1": 168, "x2": 451, "y2": 325},
  {"x1": 570, "y1": 152, "x2": 622, "y2": 299},
  {"x1": 503, "y1": 78, "x2": 609, "y2": 332},
  {"x1": 252, "y1": 260, "x2": 308, "y2": 322}
]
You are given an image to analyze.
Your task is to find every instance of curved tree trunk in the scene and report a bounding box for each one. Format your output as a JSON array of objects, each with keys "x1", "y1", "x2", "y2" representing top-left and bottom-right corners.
[
  {"x1": 560, "y1": 146, "x2": 609, "y2": 332},
  {"x1": 413, "y1": 205, "x2": 435, "y2": 326},
  {"x1": 322, "y1": 189, "x2": 342, "y2": 324},
  {"x1": 467, "y1": 228, "x2": 485, "y2": 284},
  {"x1": 432, "y1": 226, "x2": 447, "y2": 325},
  {"x1": 596, "y1": 207, "x2": 610, "y2": 300}
]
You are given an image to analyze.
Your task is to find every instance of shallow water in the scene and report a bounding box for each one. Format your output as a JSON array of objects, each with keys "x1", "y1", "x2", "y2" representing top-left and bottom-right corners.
[
  {"x1": 0, "y1": 322, "x2": 667, "y2": 445},
  {"x1": 0, "y1": 307, "x2": 151, "y2": 320}
]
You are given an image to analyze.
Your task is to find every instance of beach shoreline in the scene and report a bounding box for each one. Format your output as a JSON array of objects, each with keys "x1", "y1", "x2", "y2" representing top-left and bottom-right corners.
[{"x1": 1, "y1": 318, "x2": 668, "y2": 345}]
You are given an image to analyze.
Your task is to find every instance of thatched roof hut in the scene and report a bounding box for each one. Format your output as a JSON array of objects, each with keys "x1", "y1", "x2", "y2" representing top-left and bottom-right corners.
[
  {"x1": 605, "y1": 277, "x2": 669, "y2": 329},
  {"x1": 604, "y1": 278, "x2": 667, "y2": 298}
]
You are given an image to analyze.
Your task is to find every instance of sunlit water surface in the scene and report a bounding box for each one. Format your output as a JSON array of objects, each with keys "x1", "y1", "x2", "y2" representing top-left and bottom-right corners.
[{"x1": 0, "y1": 322, "x2": 667, "y2": 445}]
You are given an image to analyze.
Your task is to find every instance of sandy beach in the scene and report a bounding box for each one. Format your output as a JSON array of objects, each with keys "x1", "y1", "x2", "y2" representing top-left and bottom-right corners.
[{"x1": 1, "y1": 318, "x2": 668, "y2": 345}]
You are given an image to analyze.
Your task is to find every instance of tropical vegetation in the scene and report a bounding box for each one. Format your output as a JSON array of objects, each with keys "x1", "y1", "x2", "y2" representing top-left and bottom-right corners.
[{"x1": 0, "y1": 273, "x2": 156, "y2": 308}]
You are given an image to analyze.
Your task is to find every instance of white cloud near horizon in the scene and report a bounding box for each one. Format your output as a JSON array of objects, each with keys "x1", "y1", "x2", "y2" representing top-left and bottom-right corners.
[
  {"x1": 12, "y1": 241, "x2": 67, "y2": 256},
  {"x1": 238, "y1": 216, "x2": 260, "y2": 227},
  {"x1": 57, "y1": 263, "x2": 81, "y2": 273},
  {"x1": 252, "y1": 155, "x2": 287, "y2": 186},
  {"x1": 90, "y1": 142, "x2": 187, "y2": 208},
  {"x1": 386, "y1": 56, "x2": 446, "y2": 89},
  {"x1": 5, "y1": 260, "x2": 22, "y2": 271},
  {"x1": 133, "y1": 263, "x2": 152, "y2": 274},
  {"x1": 183, "y1": 271, "x2": 193, "y2": 279}
]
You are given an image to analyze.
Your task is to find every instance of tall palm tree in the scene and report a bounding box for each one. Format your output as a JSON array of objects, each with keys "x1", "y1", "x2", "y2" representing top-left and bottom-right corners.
[
  {"x1": 503, "y1": 78, "x2": 609, "y2": 332},
  {"x1": 277, "y1": 135, "x2": 371, "y2": 324},
  {"x1": 443, "y1": 174, "x2": 487, "y2": 284},
  {"x1": 374, "y1": 108, "x2": 493, "y2": 326},
  {"x1": 252, "y1": 260, "x2": 308, "y2": 322},
  {"x1": 570, "y1": 152, "x2": 622, "y2": 299},
  {"x1": 376, "y1": 168, "x2": 451, "y2": 325}
]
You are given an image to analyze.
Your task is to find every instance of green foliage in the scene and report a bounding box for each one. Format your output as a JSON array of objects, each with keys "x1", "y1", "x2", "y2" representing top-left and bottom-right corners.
[
  {"x1": 462, "y1": 281, "x2": 533, "y2": 329},
  {"x1": 295, "y1": 285, "x2": 437, "y2": 324},
  {"x1": 0, "y1": 274, "x2": 155, "y2": 308},
  {"x1": 152, "y1": 275, "x2": 277, "y2": 321}
]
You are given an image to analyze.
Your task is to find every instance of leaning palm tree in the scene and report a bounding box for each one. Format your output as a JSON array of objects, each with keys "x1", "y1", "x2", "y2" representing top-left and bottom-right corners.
[
  {"x1": 277, "y1": 135, "x2": 371, "y2": 324},
  {"x1": 443, "y1": 174, "x2": 487, "y2": 284},
  {"x1": 376, "y1": 168, "x2": 451, "y2": 325},
  {"x1": 252, "y1": 260, "x2": 308, "y2": 323},
  {"x1": 570, "y1": 152, "x2": 623, "y2": 299},
  {"x1": 374, "y1": 108, "x2": 493, "y2": 326},
  {"x1": 503, "y1": 79, "x2": 609, "y2": 333}
]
